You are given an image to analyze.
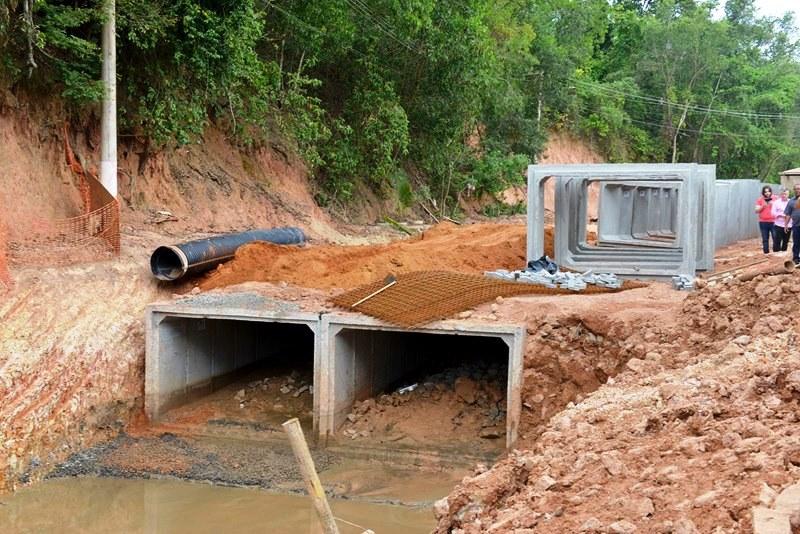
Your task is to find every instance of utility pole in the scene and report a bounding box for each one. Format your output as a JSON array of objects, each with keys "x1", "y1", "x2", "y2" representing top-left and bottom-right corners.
[{"x1": 100, "y1": 0, "x2": 117, "y2": 198}]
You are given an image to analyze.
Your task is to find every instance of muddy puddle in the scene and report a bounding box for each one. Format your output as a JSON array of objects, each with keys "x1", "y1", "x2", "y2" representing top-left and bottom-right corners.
[{"x1": 0, "y1": 477, "x2": 435, "y2": 533}]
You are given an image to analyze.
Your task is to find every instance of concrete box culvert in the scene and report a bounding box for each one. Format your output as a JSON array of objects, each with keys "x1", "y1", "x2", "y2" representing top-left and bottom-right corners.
[
  {"x1": 556, "y1": 176, "x2": 701, "y2": 276},
  {"x1": 598, "y1": 184, "x2": 681, "y2": 249},
  {"x1": 528, "y1": 164, "x2": 717, "y2": 277},
  {"x1": 145, "y1": 303, "x2": 321, "y2": 433},
  {"x1": 319, "y1": 314, "x2": 525, "y2": 449}
]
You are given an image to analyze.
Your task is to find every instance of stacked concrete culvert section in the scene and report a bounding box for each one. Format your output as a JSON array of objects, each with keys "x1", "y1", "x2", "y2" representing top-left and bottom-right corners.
[
  {"x1": 714, "y1": 179, "x2": 771, "y2": 248},
  {"x1": 528, "y1": 164, "x2": 765, "y2": 279},
  {"x1": 597, "y1": 182, "x2": 681, "y2": 249}
]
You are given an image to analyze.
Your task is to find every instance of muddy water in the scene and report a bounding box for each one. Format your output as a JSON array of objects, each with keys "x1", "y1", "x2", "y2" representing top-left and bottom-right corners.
[{"x1": 0, "y1": 477, "x2": 435, "y2": 533}]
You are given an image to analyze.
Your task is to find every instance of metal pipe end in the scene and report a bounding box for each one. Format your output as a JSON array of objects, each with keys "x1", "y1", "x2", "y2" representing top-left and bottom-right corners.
[{"x1": 150, "y1": 245, "x2": 189, "y2": 281}]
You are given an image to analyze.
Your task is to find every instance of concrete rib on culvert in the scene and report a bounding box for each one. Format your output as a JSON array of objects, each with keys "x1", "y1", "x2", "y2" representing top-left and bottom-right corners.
[{"x1": 597, "y1": 182, "x2": 681, "y2": 249}]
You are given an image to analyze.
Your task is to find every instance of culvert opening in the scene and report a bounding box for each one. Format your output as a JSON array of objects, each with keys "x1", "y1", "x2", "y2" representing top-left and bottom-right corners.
[
  {"x1": 150, "y1": 245, "x2": 187, "y2": 281},
  {"x1": 146, "y1": 316, "x2": 316, "y2": 433},
  {"x1": 329, "y1": 328, "x2": 514, "y2": 454}
]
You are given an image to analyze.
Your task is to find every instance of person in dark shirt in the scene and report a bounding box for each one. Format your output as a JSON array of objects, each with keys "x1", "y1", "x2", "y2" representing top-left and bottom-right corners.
[{"x1": 784, "y1": 183, "x2": 800, "y2": 265}]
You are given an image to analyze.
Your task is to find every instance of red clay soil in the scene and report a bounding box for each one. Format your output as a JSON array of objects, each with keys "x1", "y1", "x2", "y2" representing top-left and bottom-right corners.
[
  {"x1": 200, "y1": 222, "x2": 549, "y2": 291},
  {"x1": 433, "y1": 270, "x2": 800, "y2": 533}
]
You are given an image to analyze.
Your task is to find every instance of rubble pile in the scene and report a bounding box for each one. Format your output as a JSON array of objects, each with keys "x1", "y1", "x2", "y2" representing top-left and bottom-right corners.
[
  {"x1": 681, "y1": 272, "x2": 799, "y2": 341},
  {"x1": 435, "y1": 271, "x2": 800, "y2": 533},
  {"x1": 486, "y1": 269, "x2": 622, "y2": 291},
  {"x1": 232, "y1": 370, "x2": 313, "y2": 416},
  {"x1": 339, "y1": 362, "x2": 508, "y2": 445},
  {"x1": 519, "y1": 315, "x2": 640, "y2": 433}
]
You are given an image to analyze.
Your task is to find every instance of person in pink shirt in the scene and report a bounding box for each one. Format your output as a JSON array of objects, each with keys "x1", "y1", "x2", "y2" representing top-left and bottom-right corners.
[
  {"x1": 754, "y1": 185, "x2": 775, "y2": 253},
  {"x1": 771, "y1": 187, "x2": 791, "y2": 252}
]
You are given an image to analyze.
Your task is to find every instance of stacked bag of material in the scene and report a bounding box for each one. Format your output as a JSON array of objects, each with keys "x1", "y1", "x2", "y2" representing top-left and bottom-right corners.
[{"x1": 485, "y1": 256, "x2": 622, "y2": 292}]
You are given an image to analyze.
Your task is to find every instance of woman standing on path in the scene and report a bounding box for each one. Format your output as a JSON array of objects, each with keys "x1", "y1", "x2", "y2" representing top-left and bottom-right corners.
[
  {"x1": 771, "y1": 188, "x2": 791, "y2": 252},
  {"x1": 755, "y1": 185, "x2": 775, "y2": 253}
]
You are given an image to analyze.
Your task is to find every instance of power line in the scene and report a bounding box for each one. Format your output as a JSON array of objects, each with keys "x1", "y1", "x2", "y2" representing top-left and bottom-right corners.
[
  {"x1": 573, "y1": 101, "x2": 800, "y2": 141},
  {"x1": 349, "y1": 0, "x2": 421, "y2": 51},
  {"x1": 343, "y1": 0, "x2": 424, "y2": 54},
  {"x1": 268, "y1": 3, "x2": 372, "y2": 62},
  {"x1": 573, "y1": 78, "x2": 800, "y2": 121}
]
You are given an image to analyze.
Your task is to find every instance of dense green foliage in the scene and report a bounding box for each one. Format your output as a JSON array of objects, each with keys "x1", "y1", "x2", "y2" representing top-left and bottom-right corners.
[{"x1": 1, "y1": 0, "x2": 799, "y2": 210}]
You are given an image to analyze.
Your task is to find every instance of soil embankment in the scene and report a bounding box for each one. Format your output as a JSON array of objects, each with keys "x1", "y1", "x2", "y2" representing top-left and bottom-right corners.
[
  {"x1": 434, "y1": 270, "x2": 800, "y2": 533},
  {"x1": 200, "y1": 221, "x2": 541, "y2": 291}
]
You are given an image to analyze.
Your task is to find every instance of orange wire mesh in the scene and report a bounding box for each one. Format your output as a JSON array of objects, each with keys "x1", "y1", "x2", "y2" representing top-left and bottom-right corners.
[
  {"x1": 10, "y1": 188, "x2": 120, "y2": 266},
  {"x1": 331, "y1": 270, "x2": 644, "y2": 327},
  {"x1": 0, "y1": 219, "x2": 10, "y2": 291},
  {"x1": 64, "y1": 123, "x2": 91, "y2": 216},
  {"x1": 5, "y1": 128, "x2": 120, "y2": 271}
]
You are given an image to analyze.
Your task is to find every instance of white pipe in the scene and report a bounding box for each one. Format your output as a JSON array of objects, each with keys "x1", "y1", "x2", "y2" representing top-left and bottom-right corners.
[{"x1": 100, "y1": 0, "x2": 117, "y2": 198}]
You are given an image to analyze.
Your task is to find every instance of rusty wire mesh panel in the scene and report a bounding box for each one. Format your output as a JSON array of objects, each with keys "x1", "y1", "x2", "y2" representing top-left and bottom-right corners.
[
  {"x1": 9, "y1": 174, "x2": 120, "y2": 268},
  {"x1": 331, "y1": 270, "x2": 643, "y2": 327}
]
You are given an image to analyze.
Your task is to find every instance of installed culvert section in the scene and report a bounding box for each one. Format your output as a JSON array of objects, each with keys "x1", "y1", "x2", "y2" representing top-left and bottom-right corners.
[
  {"x1": 145, "y1": 303, "x2": 525, "y2": 449},
  {"x1": 320, "y1": 314, "x2": 525, "y2": 448},
  {"x1": 145, "y1": 305, "x2": 320, "y2": 431}
]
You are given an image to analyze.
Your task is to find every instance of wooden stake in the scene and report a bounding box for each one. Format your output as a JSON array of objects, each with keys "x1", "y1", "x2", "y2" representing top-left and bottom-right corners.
[
  {"x1": 282, "y1": 418, "x2": 340, "y2": 534},
  {"x1": 351, "y1": 275, "x2": 397, "y2": 308}
]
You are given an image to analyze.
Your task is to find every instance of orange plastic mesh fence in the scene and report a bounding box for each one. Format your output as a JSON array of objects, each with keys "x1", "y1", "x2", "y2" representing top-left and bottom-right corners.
[
  {"x1": 0, "y1": 220, "x2": 10, "y2": 291},
  {"x1": 331, "y1": 270, "x2": 644, "y2": 328},
  {"x1": 8, "y1": 173, "x2": 120, "y2": 269}
]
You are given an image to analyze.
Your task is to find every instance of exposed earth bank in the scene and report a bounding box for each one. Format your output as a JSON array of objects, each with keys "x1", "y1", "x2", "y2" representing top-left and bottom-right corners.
[{"x1": 434, "y1": 270, "x2": 800, "y2": 533}]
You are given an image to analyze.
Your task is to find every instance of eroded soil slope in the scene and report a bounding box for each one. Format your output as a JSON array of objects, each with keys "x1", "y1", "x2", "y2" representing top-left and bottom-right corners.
[{"x1": 435, "y1": 270, "x2": 800, "y2": 533}]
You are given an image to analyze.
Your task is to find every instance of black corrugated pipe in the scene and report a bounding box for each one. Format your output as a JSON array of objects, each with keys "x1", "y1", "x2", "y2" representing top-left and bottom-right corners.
[{"x1": 150, "y1": 227, "x2": 306, "y2": 281}]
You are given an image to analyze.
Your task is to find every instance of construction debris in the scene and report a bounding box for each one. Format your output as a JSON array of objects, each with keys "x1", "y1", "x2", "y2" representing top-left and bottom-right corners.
[
  {"x1": 434, "y1": 269, "x2": 800, "y2": 533},
  {"x1": 339, "y1": 360, "x2": 507, "y2": 447},
  {"x1": 485, "y1": 269, "x2": 622, "y2": 291},
  {"x1": 671, "y1": 274, "x2": 695, "y2": 291}
]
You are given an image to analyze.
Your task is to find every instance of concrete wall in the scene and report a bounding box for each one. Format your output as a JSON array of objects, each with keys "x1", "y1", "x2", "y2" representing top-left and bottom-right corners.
[{"x1": 781, "y1": 175, "x2": 800, "y2": 191}]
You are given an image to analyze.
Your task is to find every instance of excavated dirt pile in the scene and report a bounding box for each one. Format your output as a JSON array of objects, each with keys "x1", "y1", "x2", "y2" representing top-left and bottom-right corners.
[
  {"x1": 434, "y1": 271, "x2": 800, "y2": 533},
  {"x1": 200, "y1": 222, "x2": 544, "y2": 291}
]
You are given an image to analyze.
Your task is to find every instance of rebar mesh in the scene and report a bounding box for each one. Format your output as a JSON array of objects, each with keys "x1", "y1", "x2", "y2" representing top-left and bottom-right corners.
[{"x1": 331, "y1": 270, "x2": 644, "y2": 327}]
